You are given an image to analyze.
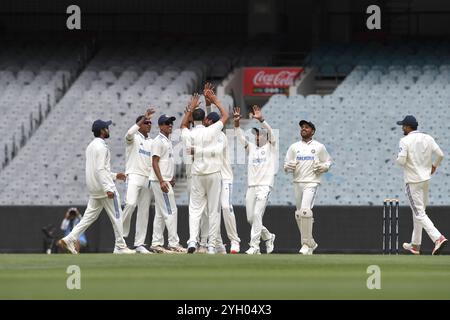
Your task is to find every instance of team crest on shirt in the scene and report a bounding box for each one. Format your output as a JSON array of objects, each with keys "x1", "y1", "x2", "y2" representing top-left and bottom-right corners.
[
  {"x1": 311, "y1": 149, "x2": 315, "y2": 154},
  {"x1": 261, "y1": 151, "x2": 265, "y2": 155}
]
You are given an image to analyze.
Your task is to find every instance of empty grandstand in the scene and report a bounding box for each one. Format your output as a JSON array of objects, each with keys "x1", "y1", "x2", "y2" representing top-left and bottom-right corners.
[{"x1": 0, "y1": 39, "x2": 272, "y2": 205}]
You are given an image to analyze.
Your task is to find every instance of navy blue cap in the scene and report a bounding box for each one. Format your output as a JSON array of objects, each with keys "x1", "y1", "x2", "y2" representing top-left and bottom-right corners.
[
  {"x1": 206, "y1": 112, "x2": 220, "y2": 123},
  {"x1": 397, "y1": 115, "x2": 418, "y2": 127},
  {"x1": 158, "y1": 114, "x2": 176, "y2": 125},
  {"x1": 299, "y1": 120, "x2": 316, "y2": 131},
  {"x1": 92, "y1": 119, "x2": 112, "y2": 132}
]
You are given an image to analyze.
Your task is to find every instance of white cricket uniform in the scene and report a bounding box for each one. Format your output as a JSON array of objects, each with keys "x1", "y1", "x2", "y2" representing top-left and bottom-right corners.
[
  {"x1": 181, "y1": 121, "x2": 224, "y2": 249},
  {"x1": 181, "y1": 127, "x2": 206, "y2": 245},
  {"x1": 284, "y1": 139, "x2": 332, "y2": 210},
  {"x1": 150, "y1": 132, "x2": 180, "y2": 247},
  {"x1": 198, "y1": 131, "x2": 241, "y2": 247},
  {"x1": 396, "y1": 130, "x2": 444, "y2": 244},
  {"x1": 236, "y1": 121, "x2": 277, "y2": 249},
  {"x1": 122, "y1": 124, "x2": 154, "y2": 247},
  {"x1": 65, "y1": 138, "x2": 127, "y2": 249}
]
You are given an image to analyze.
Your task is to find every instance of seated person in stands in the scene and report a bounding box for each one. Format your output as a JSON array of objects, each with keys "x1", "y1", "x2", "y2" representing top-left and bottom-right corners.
[{"x1": 60, "y1": 208, "x2": 88, "y2": 252}]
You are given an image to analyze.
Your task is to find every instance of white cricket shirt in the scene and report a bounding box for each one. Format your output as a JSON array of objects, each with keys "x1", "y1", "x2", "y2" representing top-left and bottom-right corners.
[
  {"x1": 181, "y1": 128, "x2": 193, "y2": 179},
  {"x1": 284, "y1": 139, "x2": 331, "y2": 184},
  {"x1": 181, "y1": 121, "x2": 224, "y2": 176},
  {"x1": 150, "y1": 132, "x2": 175, "y2": 182},
  {"x1": 125, "y1": 124, "x2": 153, "y2": 177},
  {"x1": 236, "y1": 121, "x2": 277, "y2": 187},
  {"x1": 396, "y1": 131, "x2": 444, "y2": 183},
  {"x1": 220, "y1": 131, "x2": 233, "y2": 182},
  {"x1": 85, "y1": 138, "x2": 117, "y2": 198}
]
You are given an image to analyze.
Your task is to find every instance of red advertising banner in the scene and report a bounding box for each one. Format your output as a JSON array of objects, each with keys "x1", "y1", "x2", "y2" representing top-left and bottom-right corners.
[{"x1": 243, "y1": 67, "x2": 304, "y2": 96}]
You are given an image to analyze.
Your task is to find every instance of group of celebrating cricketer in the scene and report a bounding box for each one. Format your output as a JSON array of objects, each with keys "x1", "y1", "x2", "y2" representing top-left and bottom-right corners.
[
  {"x1": 58, "y1": 83, "x2": 331, "y2": 255},
  {"x1": 57, "y1": 82, "x2": 448, "y2": 256}
]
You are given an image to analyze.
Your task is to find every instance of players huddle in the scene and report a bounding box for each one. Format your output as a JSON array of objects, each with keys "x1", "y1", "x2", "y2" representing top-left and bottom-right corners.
[{"x1": 58, "y1": 83, "x2": 447, "y2": 256}]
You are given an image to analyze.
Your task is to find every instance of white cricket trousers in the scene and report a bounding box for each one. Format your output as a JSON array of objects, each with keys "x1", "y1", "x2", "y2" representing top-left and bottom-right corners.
[
  {"x1": 187, "y1": 177, "x2": 207, "y2": 246},
  {"x1": 122, "y1": 174, "x2": 153, "y2": 247},
  {"x1": 405, "y1": 181, "x2": 442, "y2": 244},
  {"x1": 246, "y1": 185, "x2": 272, "y2": 249},
  {"x1": 199, "y1": 180, "x2": 241, "y2": 246},
  {"x1": 294, "y1": 182, "x2": 319, "y2": 210},
  {"x1": 66, "y1": 193, "x2": 127, "y2": 249},
  {"x1": 188, "y1": 172, "x2": 221, "y2": 249},
  {"x1": 151, "y1": 181, "x2": 180, "y2": 247}
]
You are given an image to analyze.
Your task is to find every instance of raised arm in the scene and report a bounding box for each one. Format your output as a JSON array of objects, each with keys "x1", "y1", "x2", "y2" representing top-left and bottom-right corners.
[
  {"x1": 233, "y1": 107, "x2": 249, "y2": 148},
  {"x1": 204, "y1": 83, "x2": 214, "y2": 114},
  {"x1": 125, "y1": 108, "x2": 155, "y2": 142},
  {"x1": 204, "y1": 88, "x2": 228, "y2": 125},
  {"x1": 181, "y1": 94, "x2": 200, "y2": 129},
  {"x1": 251, "y1": 105, "x2": 275, "y2": 145}
]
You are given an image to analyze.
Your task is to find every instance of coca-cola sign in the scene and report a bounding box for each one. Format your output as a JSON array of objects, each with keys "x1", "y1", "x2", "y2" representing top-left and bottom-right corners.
[{"x1": 244, "y1": 67, "x2": 304, "y2": 96}]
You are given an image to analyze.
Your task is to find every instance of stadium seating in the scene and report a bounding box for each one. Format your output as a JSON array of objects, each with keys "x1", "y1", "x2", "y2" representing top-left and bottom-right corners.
[
  {"x1": 0, "y1": 40, "x2": 271, "y2": 205},
  {"x1": 3, "y1": 40, "x2": 449, "y2": 207},
  {"x1": 250, "y1": 41, "x2": 450, "y2": 206},
  {"x1": 0, "y1": 41, "x2": 85, "y2": 171}
]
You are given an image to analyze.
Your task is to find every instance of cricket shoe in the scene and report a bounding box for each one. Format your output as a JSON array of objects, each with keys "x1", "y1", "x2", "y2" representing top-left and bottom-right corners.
[
  {"x1": 299, "y1": 244, "x2": 309, "y2": 255},
  {"x1": 402, "y1": 243, "x2": 420, "y2": 255},
  {"x1": 230, "y1": 242, "x2": 240, "y2": 254},
  {"x1": 215, "y1": 243, "x2": 227, "y2": 255},
  {"x1": 58, "y1": 237, "x2": 78, "y2": 254},
  {"x1": 187, "y1": 242, "x2": 197, "y2": 254},
  {"x1": 306, "y1": 243, "x2": 318, "y2": 255},
  {"x1": 197, "y1": 245, "x2": 208, "y2": 254},
  {"x1": 207, "y1": 246, "x2": 216, "y2": 255},
  {"x1": 245, "y1": 247, "x2": 261, "y2": 255},
  {"x1": 265, "y1": 233, "x2": 276, "y2": 254},
  {"x1": 432, "y1": 236, "x2": 448, "y2": 256},
  {"x1": 135, "y1": 245, "x2": 153, "y2": 254},
  {"x1": 113, "y1": 247, "x2": 136, "y2": 254},
  {"x1": 167, "y1": 245, "x2": 187, "y2": 254}
]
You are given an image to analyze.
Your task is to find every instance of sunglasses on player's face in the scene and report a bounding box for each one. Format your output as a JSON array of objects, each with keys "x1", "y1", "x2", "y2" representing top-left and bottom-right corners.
[
  {"x1": 164, "y1": 121, "x2": 173, "y2": 126},
  {"x1": 143, "y1": 121, "x2": 152, "y2": 125}
]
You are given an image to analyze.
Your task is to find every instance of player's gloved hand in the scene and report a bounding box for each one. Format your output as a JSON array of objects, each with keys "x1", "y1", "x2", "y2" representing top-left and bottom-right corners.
[
  {"x1": 313, "y1": 162, "x2": 329, "y2": 174},
  {"x1": 284, "y1": 160, "x2": 297, "y2": 172}
]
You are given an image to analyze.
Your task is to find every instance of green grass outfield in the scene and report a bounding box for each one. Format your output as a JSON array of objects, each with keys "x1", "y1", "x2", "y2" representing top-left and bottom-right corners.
[{"x1": 1, "y1": 254, "x2": 449, "y2": 300}]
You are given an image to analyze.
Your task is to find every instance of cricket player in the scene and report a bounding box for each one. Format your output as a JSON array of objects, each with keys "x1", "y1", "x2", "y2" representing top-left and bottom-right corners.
[
  {"x1": 58, "y1": 119, "x2": 135, "y2": 254},
  {"x1": 122, "y1": 108, "x2": 155, "y2": 254},
  {"x1": 396, "y1": 115, "x2": 447, "y2": 255},
  {"x1": 150, "y1": 114, "x2": 186, "y2": 253},
  {"x1": 284, "y1": 120, "x2": 332, "y2": 255},
  {"x1": 234, "y1": 105, "x2": 276, "y2": 255},
  {"x1": 180, "y1": 89, "x2": 229, "y2": 254},
  {"x1": 200, "y1": 111, "x2": 241, "y2": 254},
  {"x1": 180, "y1": 105, "x2": 208, "y2": 252},
  {"x1": 194, "y1": 84, "x2": 240, "y2": 254}
]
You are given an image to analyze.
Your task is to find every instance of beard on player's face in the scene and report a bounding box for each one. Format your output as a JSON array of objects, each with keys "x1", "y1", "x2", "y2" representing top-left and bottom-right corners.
[
  {"x1": 402, "y1": 126, "x2": 408, "y2": 136},
  {"x1": 102, "y1": 128, "x2": 110, "y2": 139},
  {"x1": 300, "y1": 129, "x2": 313, "y2": 140}
]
